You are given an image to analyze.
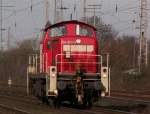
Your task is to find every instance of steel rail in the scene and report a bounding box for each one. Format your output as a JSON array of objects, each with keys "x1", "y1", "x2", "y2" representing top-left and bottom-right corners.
[
  {"x1": 110, "y1": 90, "x2": 150, "y2": 103},
  {"x1": 62, "y1": 106, "x2": 138, "y2": 114},
  {"x1": 106, "y1": 96, "x2": 150, "y2": 104},
  {"x1": 0, "y1": 103, "x2": 32, "y2": 114}
]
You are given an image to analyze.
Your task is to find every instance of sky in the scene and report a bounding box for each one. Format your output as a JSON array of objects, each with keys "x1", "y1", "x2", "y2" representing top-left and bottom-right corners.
[{"x1": 1, "y1": 0, "x2": 150, "y2": 48}]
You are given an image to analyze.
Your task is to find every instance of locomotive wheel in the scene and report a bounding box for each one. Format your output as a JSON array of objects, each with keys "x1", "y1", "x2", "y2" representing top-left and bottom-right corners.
[
  {"x1": 83, "y1": 94, "x2": 93, "y2": 107},
  {"x1": 42, "y1": 96, "x2": 49, "y2": 105},
  {"x1": 69, "y1": 97, "x2": 78, "y2": 106},
  {"x1": 53, "y1": 97, "x2": 60, "y2": 108},
  {"x1": 83, "y1": 86, "x2": 93, "y2": 108},
  {"x1": 69, "y1": 93, "x2": 76, "y2": 106},
  {"x1": 83, "y1": 97, "x2": 87, "y2": 107},
  {"x1": 87, "y1": 97, "x2": 93, "y2": 108}
]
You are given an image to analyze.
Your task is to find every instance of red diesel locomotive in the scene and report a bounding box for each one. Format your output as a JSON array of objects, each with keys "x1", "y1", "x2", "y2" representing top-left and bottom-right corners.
[{"x1": 27, "y1": 20, "x2": 110, "y2": 107}]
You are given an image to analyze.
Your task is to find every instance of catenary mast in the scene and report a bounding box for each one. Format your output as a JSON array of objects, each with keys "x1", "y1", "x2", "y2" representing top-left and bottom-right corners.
[{"x1": 138, "y1": 0, "x2": 148, "y2": 72}]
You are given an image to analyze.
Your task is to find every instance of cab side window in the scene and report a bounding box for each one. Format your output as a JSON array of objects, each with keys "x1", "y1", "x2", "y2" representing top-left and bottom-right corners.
[
  {"x1": 49, "y1": 25, "x2": 66, "y2": 37},
  {"x1": 76, "y1": 25, "x2": 93, "y2": 37},
  {"x1": 47, "y1": 40, "x2": 51, "y2": 49}
]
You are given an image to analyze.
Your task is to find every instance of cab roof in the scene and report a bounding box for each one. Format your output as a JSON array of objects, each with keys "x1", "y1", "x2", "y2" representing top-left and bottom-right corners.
[{"x1": 44, "y1": 20, "x2": 97, "y2": 31}]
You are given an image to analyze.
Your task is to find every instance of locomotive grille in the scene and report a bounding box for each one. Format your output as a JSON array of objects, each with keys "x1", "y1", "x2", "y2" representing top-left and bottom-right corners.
[{"x1": 63, "y1": 44, "x2": 94, "y2": 52}]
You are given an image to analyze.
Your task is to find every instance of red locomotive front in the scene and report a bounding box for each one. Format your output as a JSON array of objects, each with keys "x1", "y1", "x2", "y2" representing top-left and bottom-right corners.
[
  {"x1": 27, "y1": 20, "x2": 110, "y2": 107},
  {"x1": 41, "y1": 21, "x2": 98, "y2": 74}
]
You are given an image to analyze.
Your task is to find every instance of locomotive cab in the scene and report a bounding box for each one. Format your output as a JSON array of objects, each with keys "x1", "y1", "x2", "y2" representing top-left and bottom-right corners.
[{"x1": 27, "y1": 20, "x2": 110, "y2": 107}]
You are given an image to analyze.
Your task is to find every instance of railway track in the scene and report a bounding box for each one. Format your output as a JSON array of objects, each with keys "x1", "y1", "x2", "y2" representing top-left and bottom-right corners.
[
  {"x1": 97, "y1": 90, "x2": 149, "y2": 114},
  {"x1": 95, "y1": 101, "x2": 147, "y2": 114},
  {"x1": 110, "y1": 90, "x2": 150, "y2": 102},
  {"x1": 0, "y1": 85, "x2": 37, "y2": 105},
  {"x1": 0, "y1": 89, "x2": 141, "y2": 114},
  {"x1": 0, "y1": 83, "x2": 148, "y2": 114},
  {"x1": 0, "y1": 103, "x2": 32, "y2": 114},
  {"x1": 0, "y1": 82, "x2": 26, "y2": 94},
  {"x1": 57, "y1": 106, "x2": 138, "y2": 114},
  {"x1": 89, "y1": 107, "x2": 138, "y2": 114}
]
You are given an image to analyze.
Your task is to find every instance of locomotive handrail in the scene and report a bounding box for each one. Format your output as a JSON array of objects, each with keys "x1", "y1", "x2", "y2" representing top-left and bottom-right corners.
[
  {"x1": 28, "y1": 54, "x2": 39, "y2": 73},
  {"x1": 56, "y1": 62, "x2": 101, "y2": 64},
  {"x1": 56, "y1": 54, "x2": 103, "y2": 72}
]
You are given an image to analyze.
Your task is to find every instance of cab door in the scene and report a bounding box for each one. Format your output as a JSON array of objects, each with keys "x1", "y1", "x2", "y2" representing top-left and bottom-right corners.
[{"x1": 51, "y1": 39, "x2": 60, "y2": 66}]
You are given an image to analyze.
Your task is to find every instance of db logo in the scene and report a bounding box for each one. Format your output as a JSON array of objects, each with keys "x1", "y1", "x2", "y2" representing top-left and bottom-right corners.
[{"x1": 76, "y1": 39, "x2": 81, "y2": 43}]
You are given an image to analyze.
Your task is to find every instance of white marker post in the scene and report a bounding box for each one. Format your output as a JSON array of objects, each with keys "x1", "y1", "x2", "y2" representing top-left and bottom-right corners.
[{"x1": 8, "y1": 77, "x2": 12, "y2": 87}]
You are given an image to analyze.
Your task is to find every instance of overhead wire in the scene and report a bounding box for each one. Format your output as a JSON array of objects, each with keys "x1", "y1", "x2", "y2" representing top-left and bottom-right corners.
[
  {"x1": 86, "y1": 5, "x2": 139, "y2": 17},
  {"x1": 101, "y1": 5, "x2": 139, "y2": 16},
  {"x1": 4, "y1": 0, "x2": 149, "y2": 39},
  {"x1": 2, "y1": 2, "x2": 140, "y2": 22},
  {"x1": 1, "y1": 0, "x2": 43, "y2": 22},
  {"x1": 111, "y1": 19, "x2": 135, "y2": 26},
  {"x1": 5, "y1": 0, "x2": 150, "y2": 16},
  {"x1": 16, "y1": 1, "x2": 139, "y2": 37},
  {"x1": 15, "y1": 0, "x2": 43, "y2": 14},
  {"x1": 101, "y1": 4, "x2": 141, "y2": 36}
]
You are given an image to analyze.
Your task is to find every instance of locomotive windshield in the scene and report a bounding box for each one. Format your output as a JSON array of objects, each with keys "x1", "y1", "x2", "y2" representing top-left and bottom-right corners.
[
  {"x1": 49, "y1": 25, "x2": 66, "y2": 37},
  {"x1": 76, "y1": 25, "x2": 93, "y2": 37}
]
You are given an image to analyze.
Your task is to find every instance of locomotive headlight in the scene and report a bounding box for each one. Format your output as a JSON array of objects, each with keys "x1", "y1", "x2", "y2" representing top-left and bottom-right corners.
[
  {"x1": 54, "y1": 90, "x2": 58, "y2": 95},
  {"x1": 52, "y1": 73, "x2": 55, "y2": 77},
  {"x1": 103, "y1": 74, "x2": 107, "y2": 78},
  {"x1": 102, "y1": 68, "x2": 108, "y2": 78}
]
